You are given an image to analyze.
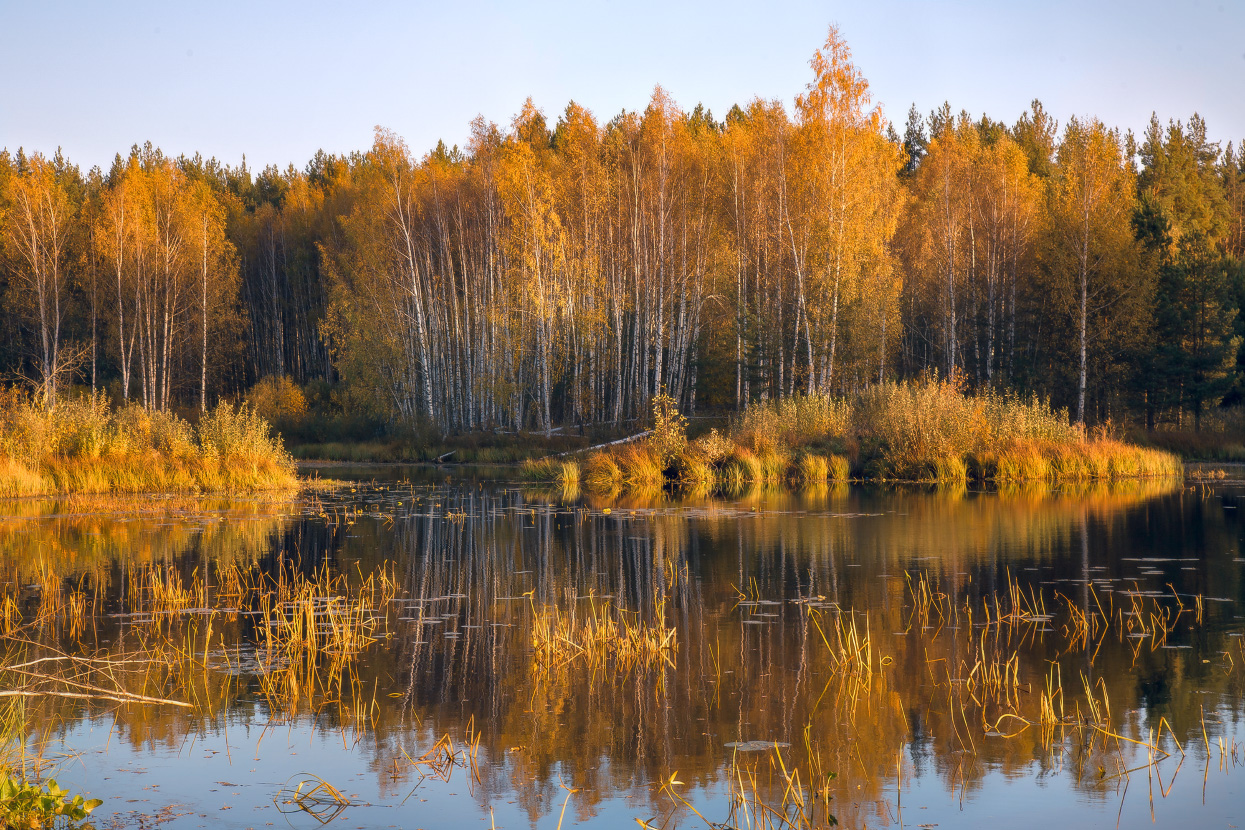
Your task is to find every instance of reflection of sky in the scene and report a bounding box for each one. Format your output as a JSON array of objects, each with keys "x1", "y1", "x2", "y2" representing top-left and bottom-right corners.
[
  {"x1": 54, "y1": 707, "x2": 1245, "y2": 829},
  {"x1": 2, "y1": 1, "x2": 1242, "y2": 171}
]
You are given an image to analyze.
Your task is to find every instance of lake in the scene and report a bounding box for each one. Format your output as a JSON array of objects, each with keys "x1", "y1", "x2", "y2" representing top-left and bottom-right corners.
[{"x1": 2, "y1": 469, "x2": 1242, "y2": 829}]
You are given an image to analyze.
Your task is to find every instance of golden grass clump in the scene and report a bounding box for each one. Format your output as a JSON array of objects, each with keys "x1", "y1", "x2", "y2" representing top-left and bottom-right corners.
[
  {"x1": 671, "y1": 448, "x2": 716, "y2": 485},
  {"x1": 582, "y1": 378, "x2": 1181, "y2": 491},
  {"x1": 756, "y1": 448, "x2": 791, "y2": 484},
  {"x1": 521, "y1": 457, "x2": 581, "y2": 486},
  {"x1": 979, "y1": 441, "x2": 1051, "y2": 482},
  {"x1": 583, "y1": 451, "x2": 623, "y2": 489},
  {"x1": 617, "y1": 443, "x2": 665, "y2": 488},
  {"x1": 790, "y1": 453, "x2": 829, "y2": 485},
  {"x1": 531, "y1": 596, "x2": 676, "y2": 669},
  {"x1": 720, "y1": 446, "x2": 763, "y2": 487},
  {"x1": 0, "y1": 391, "x2": 296, "y2": 496}
]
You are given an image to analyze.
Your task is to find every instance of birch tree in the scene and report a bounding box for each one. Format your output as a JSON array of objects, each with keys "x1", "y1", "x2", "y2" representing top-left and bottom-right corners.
[{"x1": 2, "y1": 152, "x2": 76, "y2": 405}]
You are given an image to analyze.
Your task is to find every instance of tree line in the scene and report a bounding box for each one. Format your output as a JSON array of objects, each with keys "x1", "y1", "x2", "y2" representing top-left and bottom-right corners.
[{"x1": 2, "y1": 28, "x2": 1243, "y2": 433}]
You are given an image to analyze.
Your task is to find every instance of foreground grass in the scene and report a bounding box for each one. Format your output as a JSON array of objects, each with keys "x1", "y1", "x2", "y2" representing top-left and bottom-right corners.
[
  {"x1": 0, "y1": 392, "x2": 297, "y2": 496},
  {"x1": 562, "y1": 381, "x2": 1182, "y2": 491}
]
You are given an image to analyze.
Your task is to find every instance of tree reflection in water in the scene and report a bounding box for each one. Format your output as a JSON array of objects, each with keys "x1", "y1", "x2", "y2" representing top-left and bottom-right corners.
[{"x1": 1, "y1": 476, "x2": 1242, "y2": 828}]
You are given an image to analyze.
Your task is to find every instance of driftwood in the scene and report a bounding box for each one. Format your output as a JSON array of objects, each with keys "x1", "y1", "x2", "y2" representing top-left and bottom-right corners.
[{"x1": 553, "y1": 431, "x2": 651, "y2": 458}]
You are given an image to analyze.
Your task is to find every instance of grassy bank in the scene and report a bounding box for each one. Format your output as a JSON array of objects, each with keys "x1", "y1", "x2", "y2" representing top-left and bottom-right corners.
[
  {"x1": 0, "y1": 392, "x2": 297, "y2": 496},
  {"x1": 290, "y1": 432, "x2": 597, "y2": 464},
  {"x1": 247, "y1": 374, "x2": 614, "y2": 464},
  {"x1": 1133, "y1": 428, "x2": 1245, "y2": 462},
  {"x1": 555, "y1": 382, "x2": 1182, "y2": 491}
]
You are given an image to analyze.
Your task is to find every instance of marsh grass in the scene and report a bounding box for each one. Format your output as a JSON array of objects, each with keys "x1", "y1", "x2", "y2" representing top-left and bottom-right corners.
[
  {"x1": 654, "y1": 742, "x2": 840, "y2": 830},
  {"x1": 790, "y1": 453, "x2": 829, "y2": 485},
  {"x1": 884, "y1": 570, "x2": 1206, "y2": 746},
  {"x1": 671, "y1": 566, "x2": 1220, "y2": 830},
  {"x1": 531, "y1": 595, "x2": 676, "y2": 669},
  {"x1": 617, "y1": 444, "x2": 665, "y2": 488},
  {"x1": 0, "y1": 552, "x2": 400, "y2": 731},
  {"x1": 0, "y1": 392, "x2": 297, "y2": 496},
  {"x1": 521, "y1": 458, "x2": 581, "y2": 487},
  {"x1": 257, "y1": 565, "x2": 393, "y2": 659},
  {"x1": 584, "y1": 379, "x2": 1181, "y2": 491},
  {"x1": 583, "y1": 452, "x2": 623, "y2": 489}
]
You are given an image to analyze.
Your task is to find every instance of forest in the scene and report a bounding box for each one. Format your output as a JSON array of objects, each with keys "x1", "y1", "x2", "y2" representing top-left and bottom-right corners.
[{"x1": 2, "y1": 28, "x2": 1242, "y2": 447}]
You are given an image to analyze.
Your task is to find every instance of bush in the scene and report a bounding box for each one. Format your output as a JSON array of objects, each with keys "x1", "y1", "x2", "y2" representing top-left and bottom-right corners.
[
  {"x1": 735, "y1": 394, "x2": 851, "y2": 451},
  {"x1": 691, "y1": 428, "x2": 734, "y2": 464},
  {"x1": 245, "y1": 376, "x2": 308, "y2": 431},
  {"x1": 648, "y1": 391, "x2": 687, "y2": 465}
]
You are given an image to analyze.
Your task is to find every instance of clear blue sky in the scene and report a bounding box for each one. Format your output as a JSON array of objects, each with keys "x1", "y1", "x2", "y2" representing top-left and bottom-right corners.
[{"x1": 2, "y1": 0, "x2": 1242, "y2": 172}]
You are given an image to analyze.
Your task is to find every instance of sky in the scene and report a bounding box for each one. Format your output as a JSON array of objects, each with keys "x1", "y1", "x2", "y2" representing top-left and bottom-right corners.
[{"x1": 2, "y1": 0, "x2": 1243, "y2": 172}]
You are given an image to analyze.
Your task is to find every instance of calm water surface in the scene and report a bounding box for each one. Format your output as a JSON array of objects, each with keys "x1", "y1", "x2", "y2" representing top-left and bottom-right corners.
[{"x1": 3, "y1": 469, "x2": 1243, "y2": 829}]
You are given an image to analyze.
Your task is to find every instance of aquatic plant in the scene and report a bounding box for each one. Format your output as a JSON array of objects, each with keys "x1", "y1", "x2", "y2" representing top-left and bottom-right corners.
[
  {"x1": 0, "y1": 776, "x2": 102, "y2": 830},
  {"x1": 521, "y1": 457, "x2": 581, "y2": 486},
  {"x1": 530, "y1": 595, "x2": 676, "y2": 669}
]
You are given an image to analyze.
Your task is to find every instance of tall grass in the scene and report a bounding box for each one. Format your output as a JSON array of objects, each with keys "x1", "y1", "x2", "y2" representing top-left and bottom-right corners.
[
  {"x1": 0, "y1": 391, "x2": 297, "y2": 496},
  {"x1": 520, "y1": 457, "x2": 581, "y2": 486},
  {"x1": 530, "y1": 596, "x2": 676, "y2": 669},
  {"x1": 582, "y1": 379, "x2": 1182, "y2": 491}
]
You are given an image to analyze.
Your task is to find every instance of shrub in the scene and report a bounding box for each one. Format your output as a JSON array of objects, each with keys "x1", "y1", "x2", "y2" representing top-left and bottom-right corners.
[
  {"x1": 735, "y1": 394, "x2": 851, "y2": 451},
  {"x1": 246, "y1": 376, "x2": 308, "y2": 431},
  {"x1": 648, "y1": 391, "x2": 687, "y2": 465},
  {"x1": 691, "y1": 428, "x2": 734, "y2": 464}
]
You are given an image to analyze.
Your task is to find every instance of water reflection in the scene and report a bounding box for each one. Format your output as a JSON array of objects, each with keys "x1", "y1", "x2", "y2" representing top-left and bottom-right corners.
[{"x1": 2, "y1": 476, "x2": 1243, "y2": 829}]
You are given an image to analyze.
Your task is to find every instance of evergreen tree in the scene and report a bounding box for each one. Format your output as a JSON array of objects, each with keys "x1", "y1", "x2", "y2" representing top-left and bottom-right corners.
[
  {"x1": 1151, "y1": 232, "x2": 1240, "y2": 429},
  {"x1": 900, "y1": 104, "x2": 926, "y2": 177}
]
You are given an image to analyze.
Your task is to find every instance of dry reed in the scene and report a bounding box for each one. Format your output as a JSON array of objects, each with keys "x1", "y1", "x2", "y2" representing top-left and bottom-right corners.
[
  {"x1": 530, "y1": 595, "x2": 676, "y2": 669},
  {"x1": 583, "y1": 379, "x2": 1181, "y2": 492},
  {"x1": 0, "y1": 392, "x2": 297, "y2": 496}
]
